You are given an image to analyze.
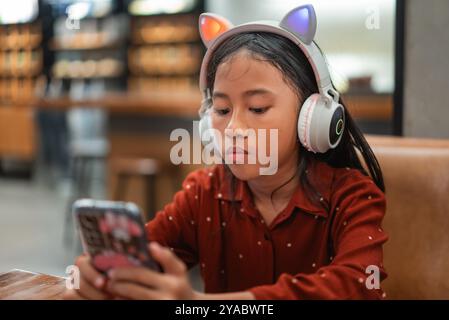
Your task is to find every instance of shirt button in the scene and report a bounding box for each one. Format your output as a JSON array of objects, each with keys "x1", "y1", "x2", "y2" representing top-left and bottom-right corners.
[
  {"x1": 206, "y1": 217, "x2": 211, "y2": 222},
  {"x1": 368, "y1": 236, "x2": 373, "y2": 240},
  {"x1": 208, "y1": 172, "x2": 213, "y2": 177},
  {"x1": 240, "y1": 208, "x2": 245, "y2": 213},
  {"x1": 222, "y1": 222, "x2": 226, "y2": 227},
  {"x1": 312, "y1": 262, "x2": 316, "y2": 268},
  {"x1": 343, "y1": 221, "x2": 347, "y2": 226},
  {"x1": 217, "y1": 193, "x2": 222, "y2": 198},
  {"x1": 220, "y1": 269, "x2": 225, "y2": 274},
  {"x1": 257, "y1": 241, "x2": 262, "y2": 246},
  {"x1": 190, "y1": 220, "x2": 195, "y2": 225},
  {"x1": 291, "y1": 278, "x2": 298, "y2": 284},
  {"x1": 286, "y1": 242, "x2": 292, "y2": 248},
  {"x1": 238, "y1": 254, "x2": 243, "y2": 259},
  {"x1": 368, "y1": 195, "x2": 372, "y2": 200},
  {"x1": 168, "y1": 216, "x2": 173, "y2": 221},
  {"x1": 358, "y1": 277, "x2": 364, "y2": 284}
]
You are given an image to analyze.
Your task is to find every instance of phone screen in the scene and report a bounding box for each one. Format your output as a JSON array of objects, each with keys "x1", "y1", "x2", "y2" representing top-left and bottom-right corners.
[{"x1": 74, "y1": 200, "x2": 162, "y2": 273}]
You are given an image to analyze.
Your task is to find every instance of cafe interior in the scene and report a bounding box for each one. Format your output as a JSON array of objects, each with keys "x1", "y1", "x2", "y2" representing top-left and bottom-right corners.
[{"x1": 0, "y1": 0, "x2": 448, "y2": 299}]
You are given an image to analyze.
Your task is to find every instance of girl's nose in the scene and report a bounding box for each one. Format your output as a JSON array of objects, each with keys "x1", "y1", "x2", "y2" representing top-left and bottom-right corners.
[{"x1": 225, "y1": 109, "x2": 249, "y2": 138}]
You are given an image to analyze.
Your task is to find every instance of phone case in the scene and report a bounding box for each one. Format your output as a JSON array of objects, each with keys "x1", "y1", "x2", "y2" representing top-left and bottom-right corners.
[{"x1": 73, "y1": 199, "x2": 162, "y2": 274}]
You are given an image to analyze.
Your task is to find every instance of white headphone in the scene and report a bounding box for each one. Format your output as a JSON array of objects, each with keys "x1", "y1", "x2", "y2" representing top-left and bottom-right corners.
[{"x1": 198, "y1": 4, "x2": 345, "y2": 154}]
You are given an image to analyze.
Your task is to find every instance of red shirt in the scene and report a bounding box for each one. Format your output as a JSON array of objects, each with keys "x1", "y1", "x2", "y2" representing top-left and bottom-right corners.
[{"x1": 145, "y1": 159, "x2": 388, "y2": 299}]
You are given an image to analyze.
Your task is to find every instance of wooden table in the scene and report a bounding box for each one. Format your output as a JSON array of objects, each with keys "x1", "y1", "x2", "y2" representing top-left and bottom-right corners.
[{"x1": 0, "y1": 269, "x2": 66, "y2": 300}]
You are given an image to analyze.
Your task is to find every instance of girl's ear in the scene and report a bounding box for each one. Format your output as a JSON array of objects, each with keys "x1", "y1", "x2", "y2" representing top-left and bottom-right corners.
[
  {"x1": 199, "y1": 13, "x2": 233, "y2": 48},
  {"x1": 280, "y1": 4, "x2": 317, "y2": 45}
]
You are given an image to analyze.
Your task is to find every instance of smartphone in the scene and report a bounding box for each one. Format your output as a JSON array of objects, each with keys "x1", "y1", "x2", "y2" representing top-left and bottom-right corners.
[{"x1": 73, "y1": 199, "x2": 162, "y2": 274}]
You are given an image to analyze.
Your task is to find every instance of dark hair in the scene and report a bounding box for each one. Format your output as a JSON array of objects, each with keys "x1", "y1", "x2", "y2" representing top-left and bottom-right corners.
[{"x1": 206, "y1": 32, "x2": 384, "y2": 213}]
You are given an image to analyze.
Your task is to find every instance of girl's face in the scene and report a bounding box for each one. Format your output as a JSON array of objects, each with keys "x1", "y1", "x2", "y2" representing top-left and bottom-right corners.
[{"x1": 211, "y1": 50, "x2": 301, "y2": 180}]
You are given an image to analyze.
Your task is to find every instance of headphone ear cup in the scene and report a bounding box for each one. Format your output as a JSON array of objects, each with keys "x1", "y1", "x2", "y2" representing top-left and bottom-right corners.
[
  {"x1": 298, "y1": 94, "x2": 345, "y2": 153},
  {"x1": 297, "y1": 94, "x2": 319, "y2": 152}
]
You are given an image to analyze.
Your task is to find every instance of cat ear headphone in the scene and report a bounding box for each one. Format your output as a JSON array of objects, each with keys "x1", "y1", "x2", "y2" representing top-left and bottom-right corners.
[{"x1": 197, "y1": 4, "x2": 345, "y2": 154}]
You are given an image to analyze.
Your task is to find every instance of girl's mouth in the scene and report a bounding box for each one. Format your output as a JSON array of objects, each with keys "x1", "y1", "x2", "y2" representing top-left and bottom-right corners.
[
  {"x1": 226, "y1": 146, "x2": 248, "y2": 155},
  {"x1": 225, "y1": 146, "x2": 249, "y2": 163}
]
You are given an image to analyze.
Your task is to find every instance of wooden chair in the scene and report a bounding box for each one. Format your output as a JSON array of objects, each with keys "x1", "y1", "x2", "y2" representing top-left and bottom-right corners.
[{"x1": 110, "y1": 157, "x2": 161, "y2": 222}]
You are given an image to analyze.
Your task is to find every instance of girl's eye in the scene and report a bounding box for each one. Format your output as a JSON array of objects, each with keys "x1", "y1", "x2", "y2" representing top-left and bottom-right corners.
[
  {"x1": 213, "y1": 108, "x2": 230, "y2": 116},
  {"x1": 249, "y1": 106, "x2": 269, "y2": 114}
]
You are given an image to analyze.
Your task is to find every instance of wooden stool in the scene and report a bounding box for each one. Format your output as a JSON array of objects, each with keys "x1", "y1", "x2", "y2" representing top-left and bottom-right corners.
[{"x1": 110, "y1": 157, "x2": 160, "y2": 221}]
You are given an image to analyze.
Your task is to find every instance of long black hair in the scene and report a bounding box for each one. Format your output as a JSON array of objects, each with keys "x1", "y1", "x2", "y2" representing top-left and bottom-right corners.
[{"x1": 205, "y1": 32, "x2": 384, "y2": 213}]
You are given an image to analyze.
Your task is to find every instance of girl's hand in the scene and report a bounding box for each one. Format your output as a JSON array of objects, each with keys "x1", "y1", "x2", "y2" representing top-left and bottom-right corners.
[
  {"x1": 63, "y1": 255, "x2": 112, "y2": 300},
  {"x1": 105, "y1": 242, "x2": 200, "y2": 300}
]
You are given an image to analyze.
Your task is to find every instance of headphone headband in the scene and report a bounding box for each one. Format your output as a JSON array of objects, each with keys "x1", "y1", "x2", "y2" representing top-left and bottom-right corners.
[{"x1": 198, "y1": 5, "x2": 339, "y2": 103}]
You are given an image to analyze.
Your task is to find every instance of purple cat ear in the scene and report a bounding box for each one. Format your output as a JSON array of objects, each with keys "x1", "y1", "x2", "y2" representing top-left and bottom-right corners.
[{"x1": 280, "y1": 4, "x2": 317, "y2": 45}]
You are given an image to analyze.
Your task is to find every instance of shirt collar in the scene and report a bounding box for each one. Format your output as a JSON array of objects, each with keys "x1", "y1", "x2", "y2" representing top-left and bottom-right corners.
[{"x1": 213, "y1": 159, "x2": 334, "y2": 218}]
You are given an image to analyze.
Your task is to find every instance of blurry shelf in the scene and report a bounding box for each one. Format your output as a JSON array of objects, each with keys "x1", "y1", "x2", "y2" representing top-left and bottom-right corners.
[
  {"x1": 127, "y1": 13, "x2": 203, "y2": 107},
  {"x1": 0, "y1": 20, "x2": 42, "y2": 161},
  {"x1": 0, "y1": 44, "x2": 41, "y2": 51},
  {"x1": 128, "y1": 71, "x2": 199, "y2": 77},
  {"x1": 0, "y1": 30, "x2": 42, "y2": 50},
  {"x1": 49, "y1": 39, "x2": 124, "y2": 51},
  {"x1": 51, "y1": 59, "x2": 125, "y2": 79},
  {"x1": 0, "y1": 73, "x2": 42, "y2": 78},
  {"x1": 52, "y1": 73, "x2": 124, "y2": 80},
  {"x1": 128, "y1": 44, "x2": 202, "y2": 76},
  {"x1": 0, "y1": 102, "x2": 36, "y2": 108},
  {"x1": 131, "y1": 38, "x2": 200, "y2": 46}
]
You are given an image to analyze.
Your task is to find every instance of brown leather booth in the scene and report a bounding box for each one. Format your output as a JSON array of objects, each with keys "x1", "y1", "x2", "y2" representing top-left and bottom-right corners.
[{"x1": 366, "y1": 135, "x2": 449, "y2": 299}]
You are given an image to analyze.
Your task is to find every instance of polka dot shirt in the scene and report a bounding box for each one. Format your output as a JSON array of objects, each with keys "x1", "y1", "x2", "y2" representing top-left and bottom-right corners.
[{"x1": 146, "y1": 159, "x2": 388, "y2": 299}]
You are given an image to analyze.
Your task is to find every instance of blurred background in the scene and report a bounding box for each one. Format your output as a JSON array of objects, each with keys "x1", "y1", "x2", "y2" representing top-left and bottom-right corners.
[{"x1": 0, "y1": 0, "x2": 447, "y2": 295}]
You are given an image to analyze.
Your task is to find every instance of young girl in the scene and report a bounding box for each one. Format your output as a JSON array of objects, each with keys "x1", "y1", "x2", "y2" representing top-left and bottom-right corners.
[{"x1": 64, "y1": 5, "x2": 388, "y2": 300}]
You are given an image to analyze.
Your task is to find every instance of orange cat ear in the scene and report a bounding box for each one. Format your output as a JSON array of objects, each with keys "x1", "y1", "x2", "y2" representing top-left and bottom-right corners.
[{"x1": 199, "y1": 13, "x2": 233, "y2": 48}]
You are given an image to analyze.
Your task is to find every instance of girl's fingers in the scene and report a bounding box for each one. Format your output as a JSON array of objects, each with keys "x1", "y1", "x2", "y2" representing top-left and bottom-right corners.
[
  {"x1": 78, "y1": 276, "x2": 110, "y2": 300},
  {"x1": 107, "y1": 266, "x2": 168, "y2": 290},
  {"x1": 149, "y1": 242, "x2": 187, "y2": 276},
  {"x1": 76, "y1": 255, "x2": 106, "y2": 289},
  {"x1": 107, "y1": 281, "x2": 166, "y2": 300}
]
